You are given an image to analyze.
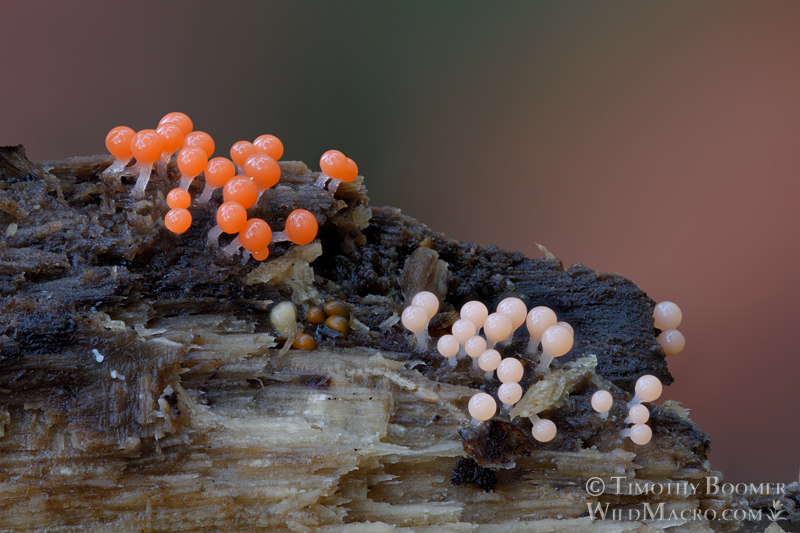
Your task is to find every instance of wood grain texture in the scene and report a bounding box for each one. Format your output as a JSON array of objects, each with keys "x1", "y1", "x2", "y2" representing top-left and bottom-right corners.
[{"x1": 1, "y1": 145, "x2": 796, "y2": 531}]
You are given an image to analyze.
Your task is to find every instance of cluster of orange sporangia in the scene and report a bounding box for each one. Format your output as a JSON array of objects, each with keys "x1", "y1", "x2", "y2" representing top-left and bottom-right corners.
[{"x1": 104, "y1": 112, "x2": 361, "y2": 263}]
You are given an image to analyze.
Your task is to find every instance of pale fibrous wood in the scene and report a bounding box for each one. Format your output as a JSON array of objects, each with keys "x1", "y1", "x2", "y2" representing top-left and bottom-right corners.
[{"x1": 0, "y1": 146, "x2": 797, "y2": 531}]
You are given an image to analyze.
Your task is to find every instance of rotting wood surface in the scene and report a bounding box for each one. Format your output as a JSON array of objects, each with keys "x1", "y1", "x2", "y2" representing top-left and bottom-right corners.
[{"x1": 1, "y1": 146, "x2": 796, "y2": 532}]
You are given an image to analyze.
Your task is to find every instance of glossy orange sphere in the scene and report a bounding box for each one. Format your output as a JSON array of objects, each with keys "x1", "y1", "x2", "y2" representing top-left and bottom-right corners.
[
  {"x1": 244, "y1": 153, "x2": 281, "y2": 190},
  {"x1": 183, "y1": 131, "x2": 215, "y2": 158},
  {"x1": 239, "y1": 218, "x2": 272, "y2": 252},
  {"x1": 216, "y1": 201, "x2": 248, "y2": 234},
  {"x1": 105, "y1": 126, "x2": 135, "y2": 159},
  {"x1": 253, "y1": 134, "x2": 284, "y2": 160},
  {"x1": 164, "y1": 208, "x2": 192, "y2": 234},
  {"x1": 155, "y1": 122, "x2": 185, "y2": 154},
  {"x1": 166, "y1": 188, "x2": 191, "y2": 209},
  {"x1": 158, "y1": 112, "x2": 193, "y2": 135},
  {"x1": 130, "y1": 129, "x2": 164, "y2": 164},
  {"x1": 230, "y1": 141, "x2": 257, "y2": 168},
  {"x1": 342, "y1": 157, "x2": 358, "y2": 182},
  {"x1": 320, "y1": 150, "x2": 348, "y2": 180},
  {"x1": 222, "y1": 176, "x2": 258, "y2": 208},
  {"x1": 177, "y1": 147, "x2": 208, "y2": 178},
  {"x1": 252, "y1": 247, "x2": 270, "y2": 261},
  {"x1": 204, "y1": 157, "x2": 236, "y2": 188},
  {"x1": 284, "y1": 209, "x2": 318, "y2": 245}
]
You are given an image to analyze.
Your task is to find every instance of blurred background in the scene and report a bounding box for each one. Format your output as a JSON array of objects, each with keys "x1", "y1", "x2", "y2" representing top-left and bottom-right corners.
[{"x1": 2, "y1": 1, "x2": 798, "y2": 484}]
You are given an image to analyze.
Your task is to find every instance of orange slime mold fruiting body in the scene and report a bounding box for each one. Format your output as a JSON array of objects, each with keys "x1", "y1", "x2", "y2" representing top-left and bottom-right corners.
[
  {"x1": 222, "y1": 176, "x2": 259, "y2": 209},
  {"x1": 244, "y1": 153, "x2": 281, "y2": 197},
  {"x1": 222, "y1": 217, "x2": 271, "y2": 258},
  {"x1": 207, "y1": 201, "x2": 248, "y2": 248},
  {"x1": 183, "y1": 130, "x2": 215, "y2": 158},
  {"x1": 164, "y1": 208, "x2": 192, "y2": 234},
  {"x1": 657, "y1": 329, "x2": 686, "y2": 355},
  {"x1": 315, "y1": 149, "x2": 359, "y2": 192},
  {"x1": 496, "y1": 358, "x2": 524, "y2": 384},
  {"x1": 253, "y1": 134, "x2": 284, "y2": 160},
  {"x1": 230, "y1": 141, "x2": 257, "y2": 173},
  {"x1": 166, "y1": 188, "x2": 191, "y2": 210},
  {"x1": 103, "y1": 126, "x2": 135, "y2": 177},
  {"x1": 199, "y1": 157, "x2": 236, "y2": 204},
  {"x1": 653, "y1": 301, "x2": 682, "y2": 330},
  {"x1": 130, "y1": 129, "x2": 165, "y2": 199},
  {"x1": 155, "y1": 122, "x2": 185, "y2": 178},
  {"x1": 158, "y1": 112, "x2": 193, "y2": 136},
  {"x1": 176, "y1": 147, "x2": 209, "y2": 190},
  {"x1": 251, "y1": 247, "x2": 270, "y2": 261},
  {"x1": 271, "y1": 209, "x2": 319, "y2": 246},
  {"x1": 320, "y1": 150, "x2": 348, "y2": 179},
  {"x1": 239, "y1": 218, "x2": 272, "y2": 252}
]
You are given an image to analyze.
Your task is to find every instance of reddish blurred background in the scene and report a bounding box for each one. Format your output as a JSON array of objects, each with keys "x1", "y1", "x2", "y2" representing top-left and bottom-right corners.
[{"x1": 1, "y1": 1, "x2": 798, "y2": 483}]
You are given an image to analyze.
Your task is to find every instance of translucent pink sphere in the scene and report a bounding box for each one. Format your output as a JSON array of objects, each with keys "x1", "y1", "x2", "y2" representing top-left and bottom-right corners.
[
  {"x1": 484, "y1": 313, "x2": 513, "y2": 344},
  {"x1": 468, "y1": 392, "x2": 496, "y2": 421},
  {"x1": 591, "y1": 390, "x2": 613, "y2": 413},
  {"x1": 657, "y1": 329, "x2": 685, "y2": 356},
  {"x1": 498, "y1": 382, "x2": 523, "y2": 405},
  {"x1": 411, "y1": 291, "x2": 439, "y2": 320},
  {"x1": 557, "y1": 321, "x2": 573, "y2": 335},
  {"x1": 629, "y1": 423, "x2": 653, "y2": 445},
  {"x1": 629, "y1": 404, "x2": 650, "y2": 424},
  {"x1": 478, "y1": 349, "x2": 502, "y2": 372},
  {"x1": 497, "y1": 297, "x2": 527, "y2": 329},
  {"x1": 451, "y1": 319, "x2": 477, "y2": 344},
  {"x1": 532, "y1": 419, "x2": 557, "y2": 442},
  {"x1": 496, "y1": 358, "x2": 524, "y2": 383},
  {"x1": 465, "y1": 336, "x2": 487, "y2": 359},
  {"x1": 437, "y1": 335, "x2": 459, "y2": 359},
  {"x1": 541, "y1": 325, "x2": 573, "y2": 358},
  {"x1": 653, "y1": 301, "x2": 682, "y2": 330},
  {"x1": 401, "y1": 305, "x2": 428, "y2": 333},
  {"x1": 526, "y1": 306, "x2": 557, "y2": 338},
  {"x1": 634, "y1": 375, "x2": 663, "y2": 403},
  {"x1": 460, "y1": 301, "x2": 489, "y2": 329}
]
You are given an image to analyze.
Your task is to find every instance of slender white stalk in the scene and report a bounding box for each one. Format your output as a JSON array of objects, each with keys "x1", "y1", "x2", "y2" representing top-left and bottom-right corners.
[
  {"x1": 131, "y1": 163, "x2": 153, "y2": 199},
  {"x1": 222, "y1": 236, "x2": 242, "y2": 257}
]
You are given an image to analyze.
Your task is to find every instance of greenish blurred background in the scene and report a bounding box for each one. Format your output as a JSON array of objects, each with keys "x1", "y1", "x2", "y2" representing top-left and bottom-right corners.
[{"x1": 2, "y1": 1, "x2": 799, "y2": 484}]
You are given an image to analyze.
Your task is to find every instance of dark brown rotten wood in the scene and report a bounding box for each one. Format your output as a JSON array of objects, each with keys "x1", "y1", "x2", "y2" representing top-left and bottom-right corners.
[{"x1": 1, "y1": 145, "x2": 796, "y2": 531}]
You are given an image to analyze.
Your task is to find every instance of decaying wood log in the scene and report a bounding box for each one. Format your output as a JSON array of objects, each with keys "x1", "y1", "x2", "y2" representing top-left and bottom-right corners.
[{"x1": 0, "y1": 145, "x2": 797, "y2": 531}]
